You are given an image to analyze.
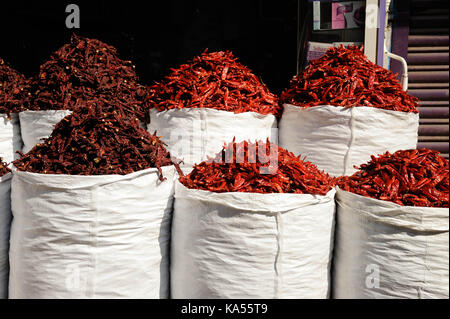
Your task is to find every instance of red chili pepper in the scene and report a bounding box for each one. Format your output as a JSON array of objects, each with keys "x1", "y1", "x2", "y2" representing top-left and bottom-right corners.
[
  {"x1": 0, "y1": 159, "x2": 10, "y2": 177},
  {"x1": 146, "y1": 50, "x2": 281, "y2": 117},
  {"x1": 0, "y1": 57, "x2": 28, "y2": 116},
  {"x1": 281, "y1": 45, "x2": 419, "y2": 113},
  {"x1": 337, "y1": 149, "x2": 449, "y2": 208},
  {"x1": 179, "y1": 139, "x2": 333, "y2": 195},
  {"x1": 6, "y1": 34, "x2": 150, "y2": 123}
]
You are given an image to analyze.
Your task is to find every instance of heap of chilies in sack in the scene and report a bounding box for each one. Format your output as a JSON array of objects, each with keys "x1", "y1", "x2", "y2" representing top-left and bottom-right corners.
[
  {"x1": 180, "y1": 139, "x2": 333, "y2": 195},
  {"x1": 280, "y1": 45, "x2": 419, "y2": 113},
  {"x1": 0, "y1": 57, "x2": 28, "y2": 115},
  {"x1": 146, "y1": 50, "x2": 281, "y2": 116},
  {"x1": 13, "y1": 101, "x2": 180, "y2": 179},
  {"x1": 6, "y1": 34, "x2": 150, "y2": 123},
  {"x1": 338, "y1": 149, "x2": 449, "y2": 208}
]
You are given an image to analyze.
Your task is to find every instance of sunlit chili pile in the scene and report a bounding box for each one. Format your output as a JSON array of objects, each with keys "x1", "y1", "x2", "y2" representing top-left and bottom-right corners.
[
  {"x1": 0, "y1": 160, "x2": 11, "y2": 176},
  {"x1": 0, "y1": 57, "x2": 28, "y2": 115},
  {"x1": 337, "y1": 149, "x2": 449, "y2": 207},
  {"x1": 281, "y1": 45, "x2": 419, "y2": 113},
  {"x1": 147, "y1": 50, "x2": 281, "y2": 116},
  {"x1": 13, "y1": 101, "x2": 179, "y2": 179},
  {"x1": 180, "y1": 139, "x2": 333, "y2": 194},
  {"x1": 14, "y1": 34, "x2": 149, "y2": 122}
]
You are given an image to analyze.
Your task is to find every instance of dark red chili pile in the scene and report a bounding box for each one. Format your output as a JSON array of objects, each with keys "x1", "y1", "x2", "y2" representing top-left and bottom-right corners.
[
  {"x1": 180, "y1": 139, "x2": 333, "y2": 195},
  {"x1": 147, "y1": 50, "x2": 281, "y2": 116},
  {"x1": 0, "y1": 57, "x2": 28, "y2": 115},
  {"x1": 13, "y1": 101, "x2": 179, "y2": 179},
  {"x1": 13, "y1": 34, "x2": 149, "y2": 122},
  {"x1": 337, "y1": 149, "x2": 449, "y2": 207},
  {"x1": 281, "y1": 45, "x2": 419, "y2": 113},
  {"x1": 0, "y1": 160, "x2": 11, "y2": 177}
]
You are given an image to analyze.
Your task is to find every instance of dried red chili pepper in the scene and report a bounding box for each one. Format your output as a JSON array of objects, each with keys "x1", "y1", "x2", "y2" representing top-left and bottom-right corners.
[
  {"x1": 13, "y1": 100, "x2": 181, "y2": 180},
  {"x1": 337, "y1": 148, "x2": 449, "y2": 207},
  {"x1": 281, "y1": 45, "x2": 419, "y2": 113},
  {"x1": 0, "y1": 159, "x2": 11, "y2": 176},
  {"x1": 0, "y1": 57, "x2": 28, "y2": 115},
  {"x1": 180, "y1": 139, "x2": 333, "y2": 195},
  {"x1": 147, "y1": 50, "x2": 281, "y2": 117},
  {"x1": 11, "y1": 34, "x2": 149, "y2": 123}
]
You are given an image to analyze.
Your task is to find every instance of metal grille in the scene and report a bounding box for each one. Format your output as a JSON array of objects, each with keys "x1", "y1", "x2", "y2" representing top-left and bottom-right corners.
[{"x1": 408, "y1": 0, "x2": 449, "y2": 159}]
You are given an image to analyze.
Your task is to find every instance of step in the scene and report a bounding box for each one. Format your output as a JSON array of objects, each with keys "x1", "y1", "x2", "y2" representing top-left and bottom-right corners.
[
  {"x1": 409, "y1": 71, "x2": 449, "y2": 82},
  {"x1": 409, "y1": 88, "x2": 449, "y2": 100}
]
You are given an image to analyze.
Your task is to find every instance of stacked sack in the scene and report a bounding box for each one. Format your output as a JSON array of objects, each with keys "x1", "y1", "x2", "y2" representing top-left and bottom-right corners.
[
  {"x1": 9, "y1": 102, "x2": 180, "y2": 299},
  {"x1": 146, "y1": 50, "x2": 280, "y2": 171},
  {"x1": 171, "y1": 140, "x2": 336, "y2": 298},
  {"x1": 279, "y1": 45, "x2": 419, "y2": 176},
  {"x1": 333, "y1": 149, "x2": 449, "y2": 298}
]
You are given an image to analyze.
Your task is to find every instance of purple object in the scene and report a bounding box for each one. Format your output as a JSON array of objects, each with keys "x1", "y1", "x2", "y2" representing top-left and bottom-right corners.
[{"x1": 377, "y1": 0, "x2": 386, "y2": 66}]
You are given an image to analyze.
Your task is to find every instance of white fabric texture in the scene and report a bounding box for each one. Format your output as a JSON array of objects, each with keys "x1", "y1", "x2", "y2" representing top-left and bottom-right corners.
[
  {"x1": 171, "y1": 181, "x2": 336, "y2": 299},
  {"x1": 9, "y1": 166, "x2": 176, "y2": 299},
  {"x1": 0, "y1": 114, "x2": 22, "y2": 163},
  {"x1": 148, "y1": 108, "x2": 277, "y2": 169},
  {"x1": 19, "y1": 110, "x2": 72, "y2": 153},
  {"x1": 0, "y1": 173, "x2": 12, "y2": 299},
  {"x1": 333, "y1": 188, "x2": 449, "y2": 299},
  {"x1": 278, "y1": 104, "x2": 419, "y2": 176}
]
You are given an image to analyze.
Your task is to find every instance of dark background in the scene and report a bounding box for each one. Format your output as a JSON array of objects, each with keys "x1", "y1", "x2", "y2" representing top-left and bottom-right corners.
[{"x1": 0, "y1": 0, "x2": 298, "y2": 94}]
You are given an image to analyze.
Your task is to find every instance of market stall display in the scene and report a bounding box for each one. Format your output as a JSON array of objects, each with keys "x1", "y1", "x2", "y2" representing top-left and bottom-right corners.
[{"x1": 0, "y1": 27, "x2": 447, "y2": 300}]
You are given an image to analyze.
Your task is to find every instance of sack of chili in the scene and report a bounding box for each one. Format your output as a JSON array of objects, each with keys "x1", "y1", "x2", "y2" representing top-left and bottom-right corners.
[
  {"x1": 171, "y1": 140, "x2": 336, "y2": 298},
  {"x1": 0, "y1": 161, "x2": 11, "y2": 299},
  {"x1": 8, "y1": 105, "x2": 180, "y2": 299},
  {"x1": 146, "y1": 50, "x2": 279, "y2": 169},
  {"x1": 279, "y1": 45, "x2": 419, "y2": 177},
  {"x1": 15, "y1": 34, "x2": 150, "y2": 153},
  {"x1": 1, "y1": 58, "x2": 25, "y2": 162},
  {"x1": 332, "y1": 149, "x2": 449, "y2": 299}
]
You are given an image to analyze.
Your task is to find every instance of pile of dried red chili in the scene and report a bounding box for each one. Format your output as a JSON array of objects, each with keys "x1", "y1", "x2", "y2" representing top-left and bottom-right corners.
[
  {"x1": 13, "y1": 101, "x2": 179, "y2": 179},
  {"x1": 337, "y1": 149, "x2": 449, "y2": 207},
  {"x1": 281, "y1": 45, "x2": 419, "y2": 113},
  {"x1": 13, "y1": 34, "x2": 149, "y2": 122},
  {"x1": 0, "y1": 57, "x2": 28, "y2": 115},
  {"x1": 0, "y1": 160, "x2": 11, "y2": 176},
  {"x1": 180, "y1": 139, "x2": 333, "y2": 195},
  {"x1": 147, "y1": 50, "x2": 281, "y2": 116}
]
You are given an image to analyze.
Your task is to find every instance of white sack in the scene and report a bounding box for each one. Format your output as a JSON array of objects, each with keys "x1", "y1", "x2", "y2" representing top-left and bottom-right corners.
[
  {"x1": 19, "y1": 110, "x2": 72, "y2": 153},
  {"x1": 148, "y1": 108, "x2": 277, "y2": 169},
  {"x1": 0, "y1": 114, "x2": 22, "y2": 163},
  {"x1": 0, "y1": 173, "x2": 12, "y2": 299},
  {"x1": 171, "y1": 181, "x2": 336, "y2": 299},
  {"x1": 9, "y1": 166, "x2": 176, "y2": 299},
  {"x1": 279, "y1": 104, "x2": 419, "y2": 176},
  {"x1": 333, "y1": 189, "x2": 449, "y2": 299}
]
